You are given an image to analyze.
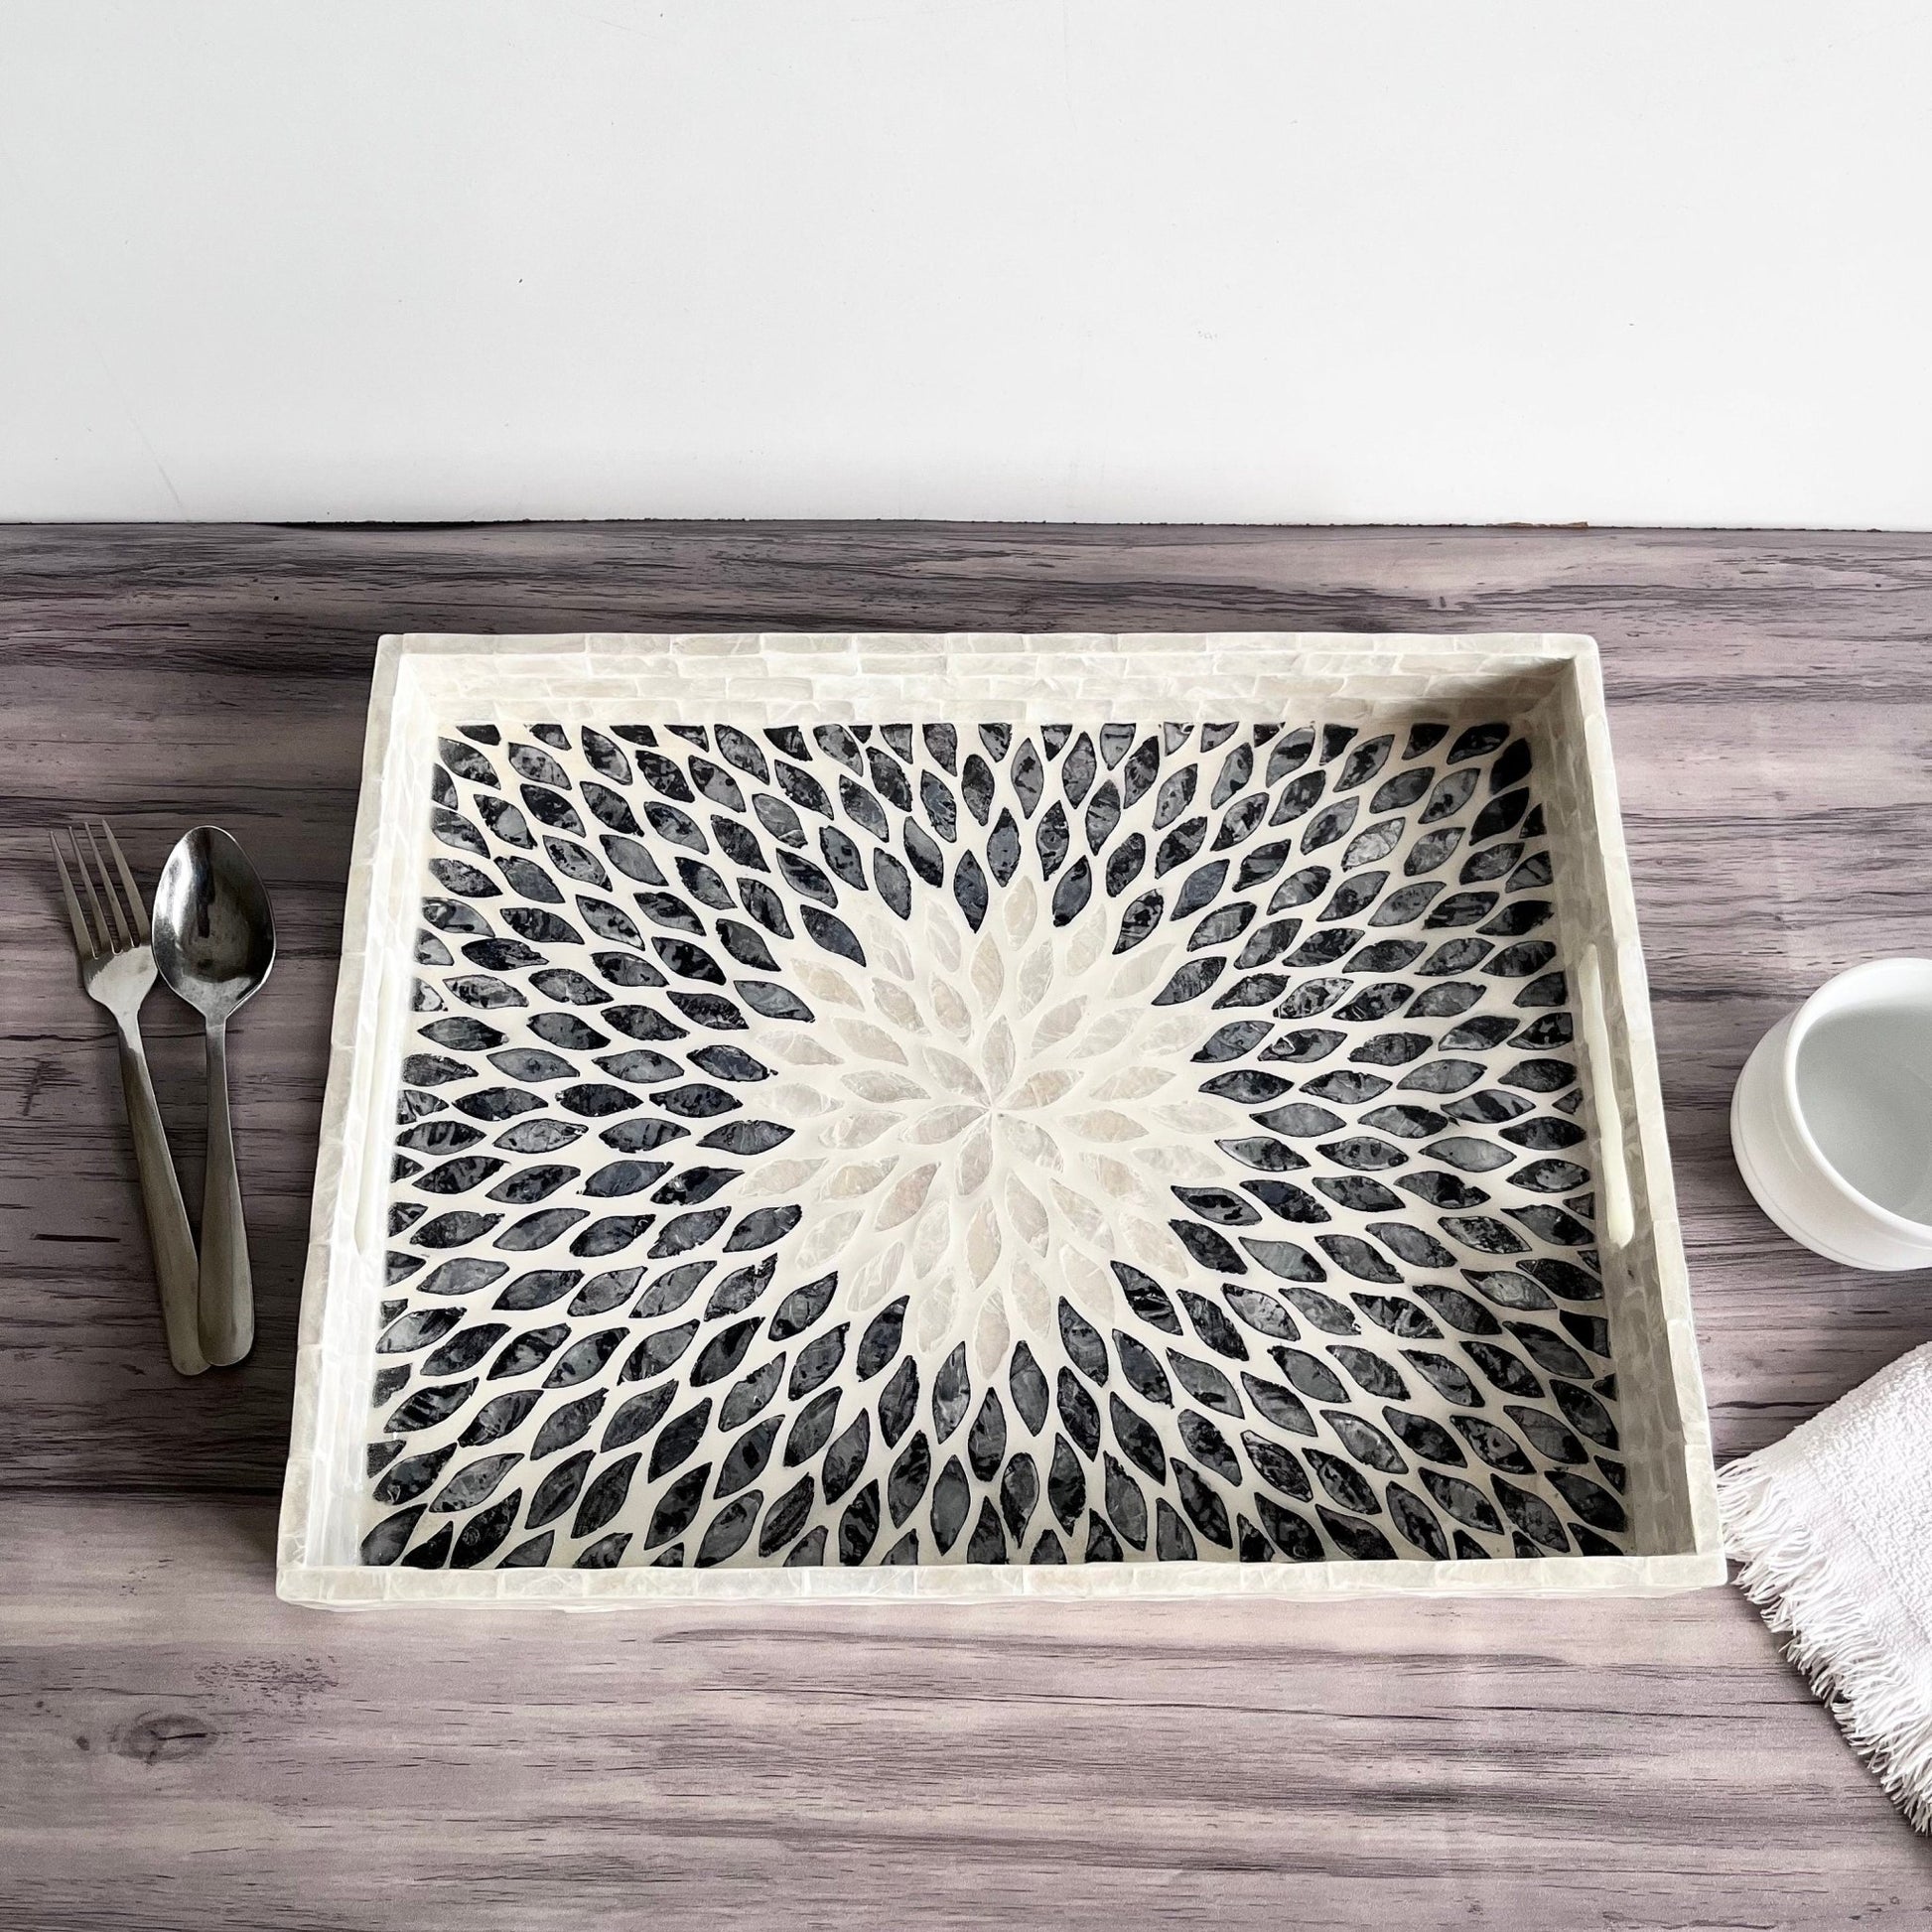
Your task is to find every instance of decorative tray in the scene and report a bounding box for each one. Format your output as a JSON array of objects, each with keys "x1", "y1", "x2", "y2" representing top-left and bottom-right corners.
[{"x1": 278, "y1": 632, "x2": 1722, "y2": 1605}]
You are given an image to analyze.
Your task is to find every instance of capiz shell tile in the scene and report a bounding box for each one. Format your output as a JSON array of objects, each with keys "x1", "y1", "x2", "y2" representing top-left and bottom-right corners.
[{"x1": 277, "y1": 633, "x2": 1721, "y2": 1606}]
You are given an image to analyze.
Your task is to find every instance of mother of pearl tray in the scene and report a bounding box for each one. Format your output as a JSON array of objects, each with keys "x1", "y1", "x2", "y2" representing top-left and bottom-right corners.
[{"x1": 278, "y1": 631, "x2": 1722, "y2": 1607}]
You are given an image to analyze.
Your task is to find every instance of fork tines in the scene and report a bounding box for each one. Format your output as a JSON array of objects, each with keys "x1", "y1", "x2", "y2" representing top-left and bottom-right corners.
[{"x1": 51, "y1": 819, "x2": 150, "y2": 957}]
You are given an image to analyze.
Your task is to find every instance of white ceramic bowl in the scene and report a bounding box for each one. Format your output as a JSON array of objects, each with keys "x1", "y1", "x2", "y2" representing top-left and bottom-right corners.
[{"x1": 1732, "y1": 957, "x2": 1932, "y2": 1271}]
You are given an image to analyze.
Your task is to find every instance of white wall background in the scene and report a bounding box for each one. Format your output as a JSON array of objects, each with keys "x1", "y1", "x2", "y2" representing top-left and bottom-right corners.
[{"x1": 3, "y1": 1, "x2": 1928, "y2": 526}]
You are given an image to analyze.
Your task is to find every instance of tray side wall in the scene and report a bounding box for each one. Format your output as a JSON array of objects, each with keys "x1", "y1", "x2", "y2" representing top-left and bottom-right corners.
[
  {"x1": 1527, "y1": 653, "x2": 1719, "y2": 1563},
  {"x1": 279, "y1": 641, "x2": 443, "y2": 1583}
]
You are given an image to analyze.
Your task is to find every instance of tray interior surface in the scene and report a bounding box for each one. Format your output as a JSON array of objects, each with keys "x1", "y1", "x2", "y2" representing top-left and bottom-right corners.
[{"x1": 313, "y1": 636, "x2": 1706, "y2": 1590}]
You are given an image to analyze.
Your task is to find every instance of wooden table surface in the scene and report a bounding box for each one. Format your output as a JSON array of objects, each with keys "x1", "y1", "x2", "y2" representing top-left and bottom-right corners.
[{"x1": 4, "y1": 524, "x2": 1929, "y2": 1927}]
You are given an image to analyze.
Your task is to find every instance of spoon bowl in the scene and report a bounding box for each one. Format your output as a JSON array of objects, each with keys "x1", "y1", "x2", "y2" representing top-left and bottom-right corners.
[{"x1": 153, "y1": 826, "x2": 276, "y2": 1019}]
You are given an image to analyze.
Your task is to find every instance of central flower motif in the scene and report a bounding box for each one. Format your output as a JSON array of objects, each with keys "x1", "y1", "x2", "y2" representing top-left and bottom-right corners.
[{"x1": 739, "y1": 864, "x2": 1232, "y2": 1377}]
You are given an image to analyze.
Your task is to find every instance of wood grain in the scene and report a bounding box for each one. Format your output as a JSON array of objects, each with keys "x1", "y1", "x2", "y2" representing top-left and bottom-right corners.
[{"x1": 4, "y1": 523, "x2": 1931, "y2": 1924}]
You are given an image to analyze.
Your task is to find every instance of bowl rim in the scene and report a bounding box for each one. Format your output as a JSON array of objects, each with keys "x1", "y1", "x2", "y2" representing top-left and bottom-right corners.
[{"x1": 1777, "y1": 956, "x2": 1932, "y2": 1241}]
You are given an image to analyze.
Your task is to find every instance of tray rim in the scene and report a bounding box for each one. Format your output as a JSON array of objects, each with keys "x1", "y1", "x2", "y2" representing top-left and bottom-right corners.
[{"x1": 278, "y1": 629, "x2": 1724, "y2": 1608}]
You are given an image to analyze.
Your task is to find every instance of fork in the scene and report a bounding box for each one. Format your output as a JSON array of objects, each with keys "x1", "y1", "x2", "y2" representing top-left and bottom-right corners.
[{"x1": 51, "y1": 821, "x2": 207, "y2": 1377}]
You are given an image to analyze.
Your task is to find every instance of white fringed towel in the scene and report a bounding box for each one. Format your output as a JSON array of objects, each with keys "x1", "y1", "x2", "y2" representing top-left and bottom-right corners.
[{"x1": 1720, "y1": 1340, "x2": 1932, "y2": 1830}]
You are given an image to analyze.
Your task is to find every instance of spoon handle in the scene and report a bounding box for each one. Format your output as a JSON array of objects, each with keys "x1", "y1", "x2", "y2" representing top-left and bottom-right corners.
[
  {"x1": 199, "y1": 1018, "x2": 254, "y2": 1367},
  {"x1": 113, "y1": 1019, "x2": 207, "y2": 1376}
]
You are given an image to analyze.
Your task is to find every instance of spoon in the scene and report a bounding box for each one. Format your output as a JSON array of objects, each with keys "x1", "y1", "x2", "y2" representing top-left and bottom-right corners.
[{"x1": 153, "y1": 827, "x2": 276, "y2": 1367}]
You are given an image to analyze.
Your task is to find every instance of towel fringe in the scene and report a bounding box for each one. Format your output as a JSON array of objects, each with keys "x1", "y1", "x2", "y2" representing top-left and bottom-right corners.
[{"x1": 1720, "y1": 1451, "x2": 1932, "y2": 1833}]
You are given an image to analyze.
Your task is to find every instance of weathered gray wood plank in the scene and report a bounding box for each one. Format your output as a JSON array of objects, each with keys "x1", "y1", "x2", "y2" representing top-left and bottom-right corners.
[
  {"x1": 4, "y1": 524, "x2": 1931, "y2": 1922},
  {"x1": 1, "y1": 1493, "x2": 1925, "y2": 1932}
]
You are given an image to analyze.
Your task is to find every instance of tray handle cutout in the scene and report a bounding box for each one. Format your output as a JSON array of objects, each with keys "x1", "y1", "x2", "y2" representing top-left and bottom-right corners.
[{"x1": 1576, "y1": 942, "x2": 1635, "y2": 1254}]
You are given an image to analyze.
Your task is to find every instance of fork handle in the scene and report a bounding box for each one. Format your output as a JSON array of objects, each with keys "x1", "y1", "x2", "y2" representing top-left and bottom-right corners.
[
  {"x1": 113, "y1": 1021, "x2": 207, "y2": 1377},
  {"x1": 198, "y1": 1019, "x2": 253, "y2": 1368}
]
